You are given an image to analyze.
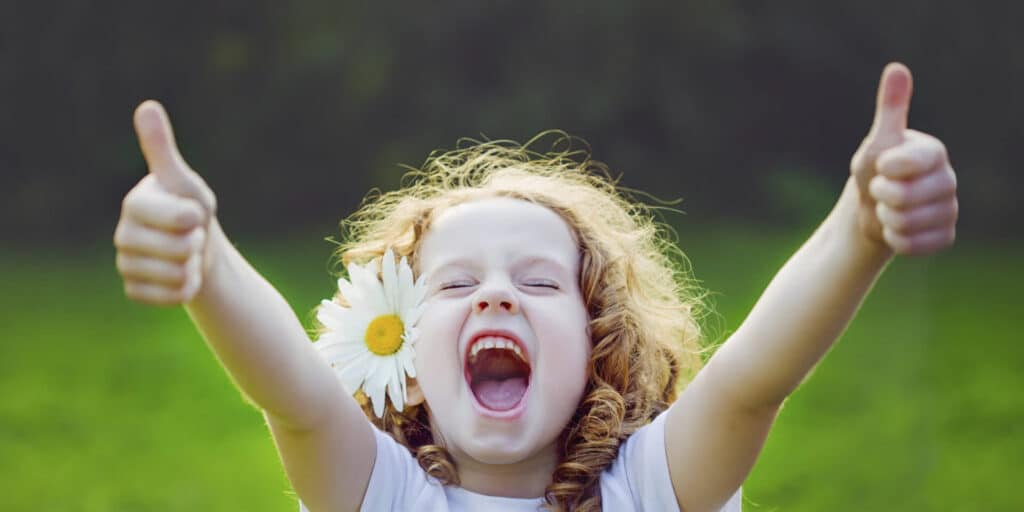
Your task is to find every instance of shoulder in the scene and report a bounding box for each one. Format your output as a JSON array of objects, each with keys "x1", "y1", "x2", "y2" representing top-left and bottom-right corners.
[
  {"x1": 600, "y1": 410, "x2": 676, "y2": 510},
  {"x1": 301, "y1": 425, "x2": 448, "y2": 512},
  {"x1": 600, "y1": 410, "x2": 743, "y2": 511},
  {"x1": 363, "y1": 426, "x2": 448, "y2": 510}
]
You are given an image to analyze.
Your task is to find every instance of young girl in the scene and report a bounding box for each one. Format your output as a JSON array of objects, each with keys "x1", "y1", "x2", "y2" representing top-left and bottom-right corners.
[{"x1": 113, "y1": 62, "x2": 958, "y2": 511}]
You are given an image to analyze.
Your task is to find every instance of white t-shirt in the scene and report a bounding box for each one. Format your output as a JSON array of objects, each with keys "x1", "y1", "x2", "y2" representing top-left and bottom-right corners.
[{"x1": 300, "y1": 409, "x2": 743, "y2": 511}]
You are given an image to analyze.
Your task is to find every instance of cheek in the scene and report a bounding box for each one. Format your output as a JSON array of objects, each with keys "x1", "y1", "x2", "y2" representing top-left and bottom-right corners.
[
  {"x1": 561, "y1": 339, "x2": 591, "y2": 386},
  {"x1": 412, "y1": 303, "x2": 463, "y2": 395},
  {"x1": 537, "y1": 310, "x2": 592, "y2": 391}
]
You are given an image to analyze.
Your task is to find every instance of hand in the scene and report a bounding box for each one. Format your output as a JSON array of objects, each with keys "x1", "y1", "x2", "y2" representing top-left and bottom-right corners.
[
  {"x1": 114, "y1": 100, "x2": 218, "y2": 305},
  {"x1": 849, "y1": 62, "x2": 959, "y2": 256}
]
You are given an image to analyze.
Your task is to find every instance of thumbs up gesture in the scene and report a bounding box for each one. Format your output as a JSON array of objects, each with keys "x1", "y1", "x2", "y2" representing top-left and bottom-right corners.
[
  {"x1": 114, "y1": 101, "x2": 219, "y2": 305},
  {"x1": 850, "y1": 63, "x2": 959, "y2": 256}
]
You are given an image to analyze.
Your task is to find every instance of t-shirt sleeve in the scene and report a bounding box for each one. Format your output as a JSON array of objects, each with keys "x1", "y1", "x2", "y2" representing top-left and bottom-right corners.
[
  {"x1": 299, "y1": 425, "x2": 445, "y2": 512},
  {"x1": 602, "y1": 408, "x2": 743, "y2": 511}
]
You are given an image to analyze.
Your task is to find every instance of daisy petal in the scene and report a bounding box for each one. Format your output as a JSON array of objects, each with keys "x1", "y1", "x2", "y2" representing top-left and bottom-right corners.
[
  {"x1": 382, "y1": 249, "x2": 399, "y2": 312},
  {"x1": 336, "y1": 354, "x2": 372, "y2": 394},
  {"x1": 400, "y1": 343, "x2": 417, "y2": 379},
  {"x1": 316, "y1": 300, "x2": 349, "y2": 331},
  {"x1": 317, "y1": 340, "x2": 368, "y2": 365},
  {"x1": 315, "y1": 246, "x2": 427, "y2": 420},
  {"x1": 398, "y1": 361, "x2": 409, "y2": 403},
  {"x1": 387, "y1": 359, "x2": 404, "y2": 412},
  {"x1": 398, "y1": 255, "x2": 413, "y2": 283},
  {"x1": 349, "y1": 260, "x2": 388, "y2": 314},
  {"x1": 318, "y1": 306, "x2": 373, "y2": 348},
  {"x1": 364, "y1": 369, "x2": 388, "y2": 418},
  {"x1": 412, "y1": 274, "x2": 429, "y2": 313},
  {"x1": 401, "y1": 303, "x2": 425, "y2": 329},
  {"x1": 336, "y1": 277, "x2": 361, "y2": 305},
  {"x1": 397, "y1": 256, "x2": 415, "y2": 313}
]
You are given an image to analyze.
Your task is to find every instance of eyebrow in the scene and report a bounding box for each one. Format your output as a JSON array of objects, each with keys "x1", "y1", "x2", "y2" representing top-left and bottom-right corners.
[
  {"x1": 428, "y1": 254, "x2": 573, "y2": 275},
  {"x1": 424, "y1": 259, "x2": 479, "y2": 280},
  {"x1": 512, "y1": 255, "x2": 572, "y2": 272}
]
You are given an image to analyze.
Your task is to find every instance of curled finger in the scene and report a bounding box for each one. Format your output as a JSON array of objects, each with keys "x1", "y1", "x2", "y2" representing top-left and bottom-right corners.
[
  {"x1": 883, "y1": 226, "x2": 956, "y2": 256},
  {"x1": 114, "y1": 223, "x2": 204, "y2": 261},
  {"x1": 875, "y1": 199, "x2": 959, "y2": 235},
  {"x1": 122, "y1": 183, "x2": 205, "y2": 232},
  {"x1": 876, "y1": 131, "x2": 948, "y2": 180},
  {"x1": 116, "y1": 253, "x2": 188, "y2": 286},
  {"x1": 123, "y1": 280, "x2": 189, "y2": 306},
  {"x1": 869, "y1": 166, "x2": 957, "y2": 209}
]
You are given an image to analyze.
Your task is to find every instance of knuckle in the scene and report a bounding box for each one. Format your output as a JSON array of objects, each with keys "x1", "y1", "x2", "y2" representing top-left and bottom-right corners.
[
  {"x1": 169, "y1": 264, "x2": 189, "y2": 286},
  {"x1": 869, "y1": 175, "x2": 887, "y2": 200},
  {"x1": 889, "y1": 211, "x2": 909, "y2": 232},
  {"x1": 113, "y1": 222, "x2": 130, "y2": 248},
  {"x1": 190, "y1": 228, "x2": 207, "y2": 252},
  {"x1": 176, "y1": 200, "x2": 204, "y2": 228},
  {"x1": 882, "y1": 227, "x2": 905, "y2": 253},
  {"x1": 168, "y1": 284, "x2": 189, "y2": 304},
  {"x1": 888, "y1": 185, "x2": 907, "y2": 207},
  {"x1": 874, "y1": 202, "x2": 887, "y2": 223},
  {"x1": 122, "y1": 191, "x2": 143, "y2": 215},
  {"x1": 177, "y1": 284, "x2": 194, "y2": 302},
  {"x1": 124, "y1": 281, "x2": 140, "y2": 300},
  {"x1": 173, "y1": 235, "x2": 193, "y2": 257},
  {"x1": 876, "y1": 203, "x2": 902, "y2": 230},
  {"x1": 115, "y1": 253, "x2": 130, "y2": 274},
  {"x1": 893, "y1": 155, "x2": 915, "y2": 174},
  {"x1": 850, "y1": 148, "x2": 867, "y2": 173},
  {"x1": 884, "y1": 149, "x2": 910, "y2": 168},
  {"x1": 203, "y1": 190, "x2": 218, "y2": 217},
  {"x1": 944, "y1": 169, "x2": 958, "y2": 193}
]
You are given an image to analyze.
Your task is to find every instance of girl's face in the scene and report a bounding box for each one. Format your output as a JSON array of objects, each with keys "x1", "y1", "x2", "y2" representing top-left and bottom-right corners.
[{"x1": 414, "y1": 197, "x2": 591, "y2": 467}]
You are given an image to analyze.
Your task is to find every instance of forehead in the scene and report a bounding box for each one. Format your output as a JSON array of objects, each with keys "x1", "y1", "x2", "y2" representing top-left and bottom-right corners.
[{"x1": 418, "y1": 197, "x2": 579, "y2": 272}]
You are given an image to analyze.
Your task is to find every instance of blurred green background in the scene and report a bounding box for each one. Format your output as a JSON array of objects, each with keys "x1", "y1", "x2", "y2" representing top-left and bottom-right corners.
[{"x1": 1, "y1": 1, "x2": 1020, "y2": 511}]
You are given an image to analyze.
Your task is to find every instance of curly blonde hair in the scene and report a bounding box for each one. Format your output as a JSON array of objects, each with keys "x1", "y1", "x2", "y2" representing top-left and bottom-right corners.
[{"x1": 318, "y1": 133, "x2": 712, "y2": 511}]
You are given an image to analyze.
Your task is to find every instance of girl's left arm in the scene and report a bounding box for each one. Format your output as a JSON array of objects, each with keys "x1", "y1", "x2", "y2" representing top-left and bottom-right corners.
[{"x1": 663, "y1": 63, "x2": 959, "y2": 511}]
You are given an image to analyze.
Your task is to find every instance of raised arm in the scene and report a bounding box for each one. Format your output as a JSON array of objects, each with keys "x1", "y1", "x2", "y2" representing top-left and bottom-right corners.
[
  {"x1": 115, "y1": 101, "x2": 375, "y2": 511},
  {"x1": 664, "y1": 63, "x2": 959, "y2": 511}
]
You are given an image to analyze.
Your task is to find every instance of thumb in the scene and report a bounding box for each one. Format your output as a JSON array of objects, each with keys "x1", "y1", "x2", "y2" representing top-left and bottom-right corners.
[
  {"x1": 866, "y1": 62, "x2": 913, "y2": 150},
  {"x1": 133, "y1": 100, "x2": 216, "y2": 213}
]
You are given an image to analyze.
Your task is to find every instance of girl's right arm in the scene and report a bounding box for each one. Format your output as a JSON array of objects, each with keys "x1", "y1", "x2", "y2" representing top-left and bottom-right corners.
[{"x1": 115, "y1": 101, "x2": 374, "y2": 511}]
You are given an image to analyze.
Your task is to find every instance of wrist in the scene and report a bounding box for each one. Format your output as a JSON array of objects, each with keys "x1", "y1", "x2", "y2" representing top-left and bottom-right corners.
[
  {"x1": 187, "y1": 217, "x2": 231, "y2": 307},
  {"x1": 829, "y1": 177, "x2": 895, "y2": 267}
]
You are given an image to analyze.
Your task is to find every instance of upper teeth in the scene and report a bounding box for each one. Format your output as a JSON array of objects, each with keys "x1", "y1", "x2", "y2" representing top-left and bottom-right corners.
[{"x1": 469, "y1": 336, "x2": 525, "y2": 361}]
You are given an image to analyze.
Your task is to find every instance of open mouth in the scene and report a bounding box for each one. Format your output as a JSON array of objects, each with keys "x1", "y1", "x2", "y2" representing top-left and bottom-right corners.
[{"x1": 465, "y1": 336, "x2": 532, "y2": 412}]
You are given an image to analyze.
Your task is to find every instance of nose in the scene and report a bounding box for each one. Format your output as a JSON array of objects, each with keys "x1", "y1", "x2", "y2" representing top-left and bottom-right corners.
[{"x1": 472, "y1": 281, "x2": 519, "y2": 314}]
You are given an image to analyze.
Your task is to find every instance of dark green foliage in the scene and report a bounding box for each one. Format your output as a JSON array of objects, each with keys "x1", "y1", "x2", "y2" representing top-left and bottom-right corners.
[{"x1": 1, "y1": 2, "x2": 1018, "y2": 243}]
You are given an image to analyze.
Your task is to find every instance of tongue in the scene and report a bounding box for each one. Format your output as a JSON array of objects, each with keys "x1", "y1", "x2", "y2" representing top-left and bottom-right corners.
[{"x1": 472, "y1": 377, "x2": 527, "y2": 410}]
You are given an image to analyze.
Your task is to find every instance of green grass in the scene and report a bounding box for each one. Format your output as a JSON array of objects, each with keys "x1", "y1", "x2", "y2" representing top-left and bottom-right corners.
[{"x1": 1, "y1": 226, "x2": 1020, "y2": 511}]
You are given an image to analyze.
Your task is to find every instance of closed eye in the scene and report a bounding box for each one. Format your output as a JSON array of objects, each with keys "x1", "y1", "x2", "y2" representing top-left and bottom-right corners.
[
  {"x1": 440, "y1": 281, "x2": 475, "y2": 290},
  {"x1": 524, "y1": 281, "x2": 559, "y2": 289}
]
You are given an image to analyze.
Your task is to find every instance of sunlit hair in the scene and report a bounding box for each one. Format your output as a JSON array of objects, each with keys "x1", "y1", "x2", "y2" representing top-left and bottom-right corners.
[{"x1": 316, "y1": 132, "x2": 712, "y2": 511}]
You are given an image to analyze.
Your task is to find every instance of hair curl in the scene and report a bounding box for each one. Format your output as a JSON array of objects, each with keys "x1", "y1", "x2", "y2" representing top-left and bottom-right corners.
[{"x1": 316, "y1": 132, "x2": 713, "y2": 511}]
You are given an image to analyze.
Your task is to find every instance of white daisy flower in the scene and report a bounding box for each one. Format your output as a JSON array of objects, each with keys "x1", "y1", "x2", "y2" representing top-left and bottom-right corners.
[{"x1": 314, "y1": 248, "x2": 427, "y2": 418}]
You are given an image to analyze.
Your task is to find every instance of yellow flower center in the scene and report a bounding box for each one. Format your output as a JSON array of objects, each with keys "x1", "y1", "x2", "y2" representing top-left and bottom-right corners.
[{"x1": 364, "y1": 314, "x2": 405, "y2": 355}]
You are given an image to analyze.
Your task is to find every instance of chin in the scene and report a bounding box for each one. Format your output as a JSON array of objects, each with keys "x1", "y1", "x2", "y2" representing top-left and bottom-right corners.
[{"x1": 461, "y1": 433, "x2": 541, "y2": 465}]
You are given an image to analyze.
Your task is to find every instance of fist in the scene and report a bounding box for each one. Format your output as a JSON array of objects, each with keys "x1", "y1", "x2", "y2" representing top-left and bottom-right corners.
[
  {"x1": 850, "y1": 63, "x2": 959, "y2": 256},
  {"x1": 114, "y1": 101, "x2": 218, "y2": 305}
]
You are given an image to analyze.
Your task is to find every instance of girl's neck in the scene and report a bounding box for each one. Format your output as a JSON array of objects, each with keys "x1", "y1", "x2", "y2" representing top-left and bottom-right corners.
[{"x1": 450, "y1": 442, "x2": 558, "y2": 499}]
